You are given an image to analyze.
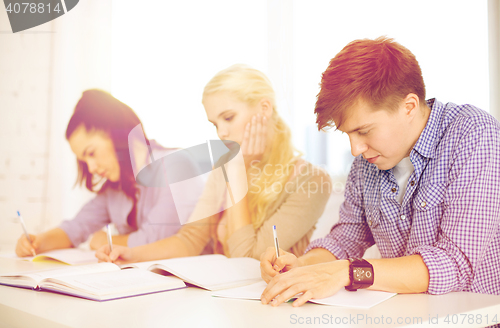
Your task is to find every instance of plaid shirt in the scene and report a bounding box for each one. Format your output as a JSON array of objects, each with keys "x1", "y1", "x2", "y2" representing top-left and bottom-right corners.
[{"x1": 306, "y1": 99, "x2": 500, "y2": 295}]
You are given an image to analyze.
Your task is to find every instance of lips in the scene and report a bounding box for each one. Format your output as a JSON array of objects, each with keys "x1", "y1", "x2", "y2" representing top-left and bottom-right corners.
[
  {"x1": 366, "y1": 156, "x2": 379, "y2": 164},
  {"x1": 222, "y1": 140, "x2": 239, "y2": 150}
]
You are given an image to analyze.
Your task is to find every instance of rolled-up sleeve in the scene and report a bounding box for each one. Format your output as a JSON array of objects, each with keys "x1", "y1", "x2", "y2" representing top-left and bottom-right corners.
[
  {"x1": 59, "y1": 192, "x2": 110, "y2": 247},
  {"x1": 410, "y1": 122, "x2": 500, "y2": 294},
  {"x1": 305, "y1": 157, "x2": 375, "y2": 259},
  {"x1": 127, "y1": 149, "x2": 205, "y2": 247},
  {"x1": 126, "y1": 187, "x2": 183, "y2": 247}
]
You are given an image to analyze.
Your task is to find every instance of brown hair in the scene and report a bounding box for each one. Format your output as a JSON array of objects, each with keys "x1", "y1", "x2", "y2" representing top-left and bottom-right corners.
[
  {"x1": 65, "y1": 89, "x2": 146, "y2": 230},
  {"x1": 315, "y1": 36, "x2": 426, "y2": 131}
]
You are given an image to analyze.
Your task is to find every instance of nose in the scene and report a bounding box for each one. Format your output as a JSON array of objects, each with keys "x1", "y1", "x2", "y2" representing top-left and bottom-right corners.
[
  {"x1": 86, "y1": 158, "x2": 98, "y2": 174},
  {"x1": 217, "y1": 127, "x2": 229, "y2": 140},
  {"x1": 349, "y1": 135, "x2": 368, "y2": 157}
]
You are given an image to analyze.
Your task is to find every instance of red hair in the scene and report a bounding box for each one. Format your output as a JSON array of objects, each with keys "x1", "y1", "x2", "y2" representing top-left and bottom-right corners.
[{"x1": 315, "y1": 36, "x2": 426, "y2": 131}]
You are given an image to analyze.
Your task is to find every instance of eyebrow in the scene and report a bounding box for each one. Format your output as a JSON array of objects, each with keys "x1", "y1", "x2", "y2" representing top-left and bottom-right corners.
[
  {"x1": 345, "y1": 124, "x2": 373, "y2": 134},
  {"x1": 208, "y1": 110, "x2": 233, "y2": 123}
]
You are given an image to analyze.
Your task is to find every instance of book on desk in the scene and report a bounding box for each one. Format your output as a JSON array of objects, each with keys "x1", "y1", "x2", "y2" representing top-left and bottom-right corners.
[
  {"x1": 121, "y1": 254, "x2": 262, "y2": 291},
  {"x1": 1, "y1": 251, "x2": 396, "y2": 308},
  {"x1": 1, "y1": 248, "x2": 98, "y2": 265},
  {"x1": 0, "y1": 253, "x2": 261, "y2": 301}
]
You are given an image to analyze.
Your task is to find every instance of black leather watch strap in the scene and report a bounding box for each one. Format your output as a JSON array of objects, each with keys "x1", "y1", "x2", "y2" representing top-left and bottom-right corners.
[{"x1": 345, "y1": 258, "x2": 374, "y2": 291}]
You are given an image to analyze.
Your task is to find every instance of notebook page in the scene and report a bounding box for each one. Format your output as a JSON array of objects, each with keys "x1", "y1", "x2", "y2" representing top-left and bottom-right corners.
[
  {"x1": 150, "y1": 255, "x2": 261, "y2": 290},
  {"x1": 212, "y1": 281, "x2": 397, "y2": 308},
  {"x1": 24, "y1": 262, "x2": 119, "y2": 285},
  {"x1": 5, "y1": 249, "x2": 99, "y2": 265},
  {"x1": 120, "y1": 254, "x2": 228, "y2": 271},
  {"x1": 31, "y1": 249, "x2": 98, "y2": 265},
  {"x1": 41, "y1": 269, "x2": 186, "y2": 301},
  {"x1": 211, "y1": 280, "x2": 265, "y2": 300}
]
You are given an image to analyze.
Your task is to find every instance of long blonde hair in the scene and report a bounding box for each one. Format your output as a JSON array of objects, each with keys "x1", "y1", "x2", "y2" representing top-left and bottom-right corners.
[{"x1": 202, "y1": 64, "x2": 299, "y2": 229}]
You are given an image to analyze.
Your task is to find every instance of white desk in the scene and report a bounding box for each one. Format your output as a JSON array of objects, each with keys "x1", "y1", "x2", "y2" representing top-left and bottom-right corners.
[{"x1": 1, "y1": 258, "x2": 499, "y2": 328}]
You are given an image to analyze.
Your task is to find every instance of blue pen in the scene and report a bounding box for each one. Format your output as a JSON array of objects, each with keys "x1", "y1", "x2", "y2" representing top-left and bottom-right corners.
[{"x1": 17, "y1": 211, "x2": 36, "y2": 256}]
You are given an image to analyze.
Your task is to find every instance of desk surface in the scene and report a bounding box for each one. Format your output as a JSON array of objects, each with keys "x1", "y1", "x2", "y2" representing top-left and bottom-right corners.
[{"x1": 1, "y1": 258, "x2": 499, "y2": 328}]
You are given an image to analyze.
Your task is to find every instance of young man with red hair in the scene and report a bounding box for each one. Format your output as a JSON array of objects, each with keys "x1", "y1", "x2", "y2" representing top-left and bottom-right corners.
[{"x1": 260, "y1": 36, "x2": 500, "y2": 307}]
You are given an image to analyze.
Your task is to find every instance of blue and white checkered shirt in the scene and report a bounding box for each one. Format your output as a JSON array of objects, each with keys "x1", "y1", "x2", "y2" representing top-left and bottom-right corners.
[{"x1": 306, "y1": 99, "x2": 500, "y2": 295}]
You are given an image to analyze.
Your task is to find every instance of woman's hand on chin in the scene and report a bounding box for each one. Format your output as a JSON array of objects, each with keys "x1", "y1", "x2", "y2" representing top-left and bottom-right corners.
[{"x1": 241, "y1": 113, "x2": 267, "y2": 167}]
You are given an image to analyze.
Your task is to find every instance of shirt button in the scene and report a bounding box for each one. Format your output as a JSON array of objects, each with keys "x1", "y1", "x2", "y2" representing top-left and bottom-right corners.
[
  {"x1": 368, "y1": 220, "x2": 372, "y2": 226},
  {"x1": 410, "y1": 181, "x2": 415, "y2": 186},
  {"x1": 400, "y1": 215, "x2": 406, "y2": 220},
  {"x1": 391, "y1": 188, "x2": 397, "y2": 193},
  {"x1": 421, "y1": 201, "x2": 426, "y2": 208}
]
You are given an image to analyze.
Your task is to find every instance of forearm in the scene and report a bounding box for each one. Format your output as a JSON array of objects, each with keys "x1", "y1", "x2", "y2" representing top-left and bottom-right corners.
[
  {"x1": 130, "y1": 235, "x2": 194, "y2": 262},
  {"x1": 299, "y1": 253, "x2": 428, "y2": 294},
  {"x1": 368, "y1": 255, "x2": 429, "y2": 293},
  {"x1": 112, "y1": 234, "x2": 129, "y2": 246},
  {"x1": 37, "y1": 228, "x2": 73, "y2": 252},
  {"x1": 298, "y1": 248, "x2": 338, "y2": 266},
  {"x1": 226, "y1": 194, "x2": 252, "y2": 237}
]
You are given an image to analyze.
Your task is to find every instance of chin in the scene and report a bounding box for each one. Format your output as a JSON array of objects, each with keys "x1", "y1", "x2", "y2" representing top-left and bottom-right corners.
[
  {"x1": 372, "y1": 161, "x2": 390, "y2": 170},
  {"x1": 377, "y1": 163, "x2": 397, "y2": 171},
  {"x1": 109, "y1": 175, "x2": 120, "y2": 183},
  {"x1": 223, "y1": 140, "x2": 241, "y2": 149}
]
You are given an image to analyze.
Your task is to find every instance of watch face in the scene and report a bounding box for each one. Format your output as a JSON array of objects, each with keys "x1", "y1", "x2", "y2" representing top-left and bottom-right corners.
[{"x1": 353, "y1": 267, "x2": 373, "y2": 283}]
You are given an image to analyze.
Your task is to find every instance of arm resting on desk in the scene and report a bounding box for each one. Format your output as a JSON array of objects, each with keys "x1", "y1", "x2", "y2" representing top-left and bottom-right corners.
[
  {"x1": 16, "y1": 228, "x2": 73, "y2": 257},
  {"x1": 296, "y1": 248, "x2": 429, "y2": 293},
  {"x1": 261, "y1": 252, "x2": 429, "y2": 307},
  {"x1": 95, "y1": 215, "x2": 218, "y2": 264}
]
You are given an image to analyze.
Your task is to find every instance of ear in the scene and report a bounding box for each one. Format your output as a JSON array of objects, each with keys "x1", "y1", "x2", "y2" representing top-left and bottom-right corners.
[
  {"x1": 403, "y1": 93, "x2": 420, "y2": 121},
  {"x1": 258, "y1": 98, "x2": 273, "y2": 118}
]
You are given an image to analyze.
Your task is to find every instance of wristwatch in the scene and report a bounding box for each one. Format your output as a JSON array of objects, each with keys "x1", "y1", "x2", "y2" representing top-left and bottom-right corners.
[{"x1": 345, "y1": 258, "x2": 374, "y2": 291}]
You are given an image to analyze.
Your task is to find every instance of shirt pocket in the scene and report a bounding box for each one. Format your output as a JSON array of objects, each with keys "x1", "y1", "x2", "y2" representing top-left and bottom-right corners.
[
  {"x1": 365, "y1": 205, "x2": 381, "y2": 229},
  {"x1": 413, "y1": 183, "x2": 447, "y2": 212}
]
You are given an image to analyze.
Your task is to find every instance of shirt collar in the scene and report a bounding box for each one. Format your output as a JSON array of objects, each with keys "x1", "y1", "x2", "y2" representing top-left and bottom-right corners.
[{"x1": 411, "y1": 98, "x2": 443, "y2": 160}]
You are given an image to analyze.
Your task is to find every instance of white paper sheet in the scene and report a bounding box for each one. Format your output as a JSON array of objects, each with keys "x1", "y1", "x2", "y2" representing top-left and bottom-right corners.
[
  {"x1": 139, "y1": 254, "x2": 262, "y2": 291},
  {"x1": 212, "y1": 281, "x2": 397, "y2": 308},
  {"x1": 2, "y1": 249, "x2": 98, "y2": 265}
]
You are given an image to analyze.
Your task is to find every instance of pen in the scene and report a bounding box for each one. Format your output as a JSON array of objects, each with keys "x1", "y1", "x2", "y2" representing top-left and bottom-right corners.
[
  {"x1": 106, "y1": 224, "x2": 113, "y2": 253},
  {"x1": 273, "y1": 225, "x2": 280, "y2": 260},
  {"x1": 17, "y1": 211, "x2": 36, "y2": 256}
]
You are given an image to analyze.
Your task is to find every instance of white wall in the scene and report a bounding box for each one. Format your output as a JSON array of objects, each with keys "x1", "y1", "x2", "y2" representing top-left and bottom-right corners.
[
  {"x1": 0, "y1": 0, "x2": 113, "y2": 250},
  {"x1": 292, "y1": 0, "x2": 490, "y2": 177},
  {"x1": 111, "y1": 0, "x2": 269, "y2": 149},
  {"x1": 489, "y1": 0, "x2": 500, "y2": 119},
  {"x1": 0, "y1": 11, "x2": 55, "y2": 250}
]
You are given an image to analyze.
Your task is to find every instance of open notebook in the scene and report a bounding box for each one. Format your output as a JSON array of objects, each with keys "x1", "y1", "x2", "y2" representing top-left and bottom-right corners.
[
  {"x1": 122, "y1": 254, "x2": 262, "y2": 291},
  {"x1": 0, "y1": 262, "x2": 186, "y2": 301},
  {"x1": 212, "y1": 281, "x2": 397, "y2": 309},
  {"x1": 2, "y1": 249, "x2": 98, "y2": 265},
  {"x1": 0, "y1": 254, "x2": 261, "y2": 300}
]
